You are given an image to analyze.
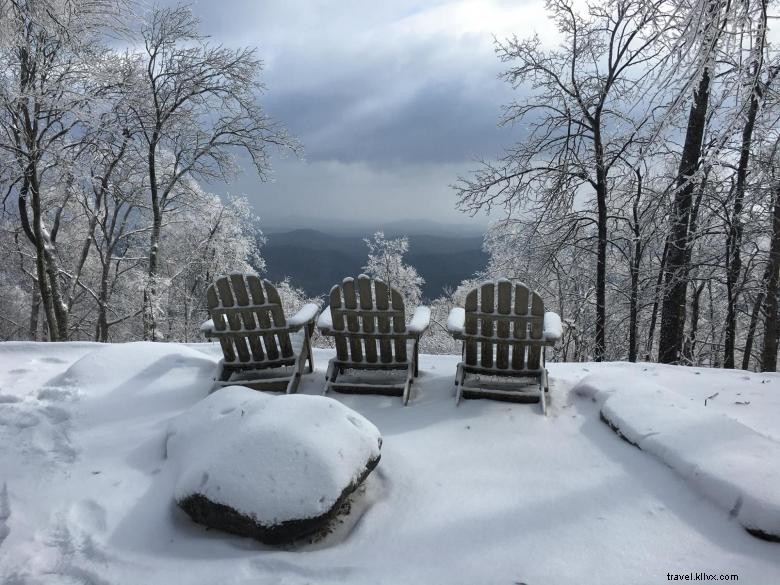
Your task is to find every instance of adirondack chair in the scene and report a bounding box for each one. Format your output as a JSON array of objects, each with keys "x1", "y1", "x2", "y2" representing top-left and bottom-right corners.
[
  {"x1": 200, "y1": 274, "x2": 320, "y2": 393},
  {"x1": 447, "y1": 279, "x2": 562, "y2": 413},
  {"x1": 316, "y1": 274, "x2": 431, "y2": 405}
]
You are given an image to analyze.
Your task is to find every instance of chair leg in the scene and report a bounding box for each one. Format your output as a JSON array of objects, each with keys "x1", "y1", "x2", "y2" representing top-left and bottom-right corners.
[
  {"x1": 455, "y1": 363, "x2": 464, "y2": 405},
  {"x1": 287, "y1": 371, "x2": 301, "y2": 394},
  {"x1": 403, "y1": 360, "x2": 414, "y2": 406},
  {"x1": 539, "y1": 369, "x2": 548, "y2": 416},
  {"x1": 324, "y1": 359, "x2": 337, "y2": 395},
  {"x1": 216, "y1": 359, "x2": 231, "y2": 382},
  {"x1": 413, "y1": 339, "x2": 420, "y2": 377},
  {"x1": 306, "y1": 324, "x2": 315, "y2": 373},
  {"x1": 287, "y1": 353, "x2": 305, "y2": 394}
]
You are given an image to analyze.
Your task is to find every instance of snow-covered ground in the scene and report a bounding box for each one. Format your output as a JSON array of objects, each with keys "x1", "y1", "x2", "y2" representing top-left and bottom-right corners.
[{"x1": 0, "y1": 341, "x2": 778, "y2": 584}]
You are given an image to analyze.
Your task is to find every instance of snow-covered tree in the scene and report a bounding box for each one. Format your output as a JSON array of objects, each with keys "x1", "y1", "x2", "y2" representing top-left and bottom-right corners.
[
  {"x1": 130, "y1": 4, "x2": 298, "y2": 340},
  {"x1": 362, "y1": 232, "x2": 424, "y2": 307}
]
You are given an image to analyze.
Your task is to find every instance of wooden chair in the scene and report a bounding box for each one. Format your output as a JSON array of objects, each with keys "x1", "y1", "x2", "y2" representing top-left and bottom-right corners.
[
  {"x1": 316, "y1": 274, "x2": 431, "y2": 405},
  {"x1": 447, "y1": 279, "x2": 562, "y2": 413},
  {"x1": 200, "y1": 274, "x2": 320, "y2": 393}
]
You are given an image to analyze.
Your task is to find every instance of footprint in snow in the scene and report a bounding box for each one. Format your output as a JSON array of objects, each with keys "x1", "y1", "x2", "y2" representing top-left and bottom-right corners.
[
  {"x1": 36, "y1": 387, "x2": 78, "y2": 402},
  {"x1": 38, "y1": 357, "x2": 68, "y2": 365}
]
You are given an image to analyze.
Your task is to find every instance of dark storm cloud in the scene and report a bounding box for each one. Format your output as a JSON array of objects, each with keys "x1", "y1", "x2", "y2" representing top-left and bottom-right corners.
[
  {"x1": 265, "y1": 77, "x2": 510, "y2": 164},
  {"x1": 175, "y1": 0, "x2": 551, "y2": 227}
]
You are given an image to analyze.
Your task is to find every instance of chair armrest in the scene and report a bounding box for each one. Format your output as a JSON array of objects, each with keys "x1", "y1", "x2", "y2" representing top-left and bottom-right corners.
[
  {"x1": 408, "y1": 306, "x2": 431, "y2": 335},
  {"x1": 200, "y1": 319, "x2": 215, "y2": 336},
  {"x1": 287, "y1": 303, "x2": 320, "y2": 330},
  {"x1": 447, "y1": 308, "x2": 465, "y2": 335},
  {"x1": 543, "y1": 311, "x2": 562, "y2": 343},
  {"x1": 316, "y1": 306, "x2": 333, "y2": 334}
]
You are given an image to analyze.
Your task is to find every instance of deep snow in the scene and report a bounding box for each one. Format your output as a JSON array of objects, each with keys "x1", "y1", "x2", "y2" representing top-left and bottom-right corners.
[
  {"x1": 168, "y1": 386, "x2": 381, "y2": 525},
  {"x1": 0, "y1": 341, "x2": 778, "y2": 585},
  {"x1": 574, "y1": 374, "x2": 780, "y2": 540}
]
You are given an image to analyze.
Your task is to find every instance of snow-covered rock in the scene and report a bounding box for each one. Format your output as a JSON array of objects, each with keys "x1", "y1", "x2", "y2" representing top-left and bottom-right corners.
[
  {"x1": 575, "y1": 374, "x2": 780, "y2": 542},
  {"x1": 166, "y1": 386, "x2": 382, "y2": 544}
]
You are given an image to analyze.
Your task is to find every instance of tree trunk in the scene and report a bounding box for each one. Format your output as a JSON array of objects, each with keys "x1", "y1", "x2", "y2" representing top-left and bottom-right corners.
[
  {"x1": 743, "y1": 287, "x2": 765, "y2": 371},
  {"x1": 593, "y1": 125, "x2": 608, "y2": 361},
  {"x1": 658, "y1": 68, "x2": 711, "y2": 364},
  {"x1": 143, "y1": 141, "x2": 162, "y2": 341},
  {"x1": 628, "y1": 169, "x2": 643, "y2": 363},
  {"x1": 684, "y1": 280, "x2": 706, "y2": 365},
  {"x1": 760, "y1": 179, "x2": 780, "y2": 371},
  {"x1": 23, "y1": 169, "x2": 69, "y2": 341},
  {"x1": 28, "y1": 285, "x2": 40, "y2": 341},
  {"x1": 645, "y1": 242, "x2": 668, "y2": 360},
  {"x1": 95, "y1": 259, "x2": 112, "y2": 343},
  {"x1": 724, "y1": 84, "x2": 763, "y2": 368}
]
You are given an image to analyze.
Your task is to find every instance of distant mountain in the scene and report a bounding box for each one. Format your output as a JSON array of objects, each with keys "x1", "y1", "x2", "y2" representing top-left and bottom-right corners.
[
  {"x1": 262, "y1": 229, "x2": 487, "y2": 300},
  {"x1": 263, "y1": 218, "x2": 488, "y2": 238}
]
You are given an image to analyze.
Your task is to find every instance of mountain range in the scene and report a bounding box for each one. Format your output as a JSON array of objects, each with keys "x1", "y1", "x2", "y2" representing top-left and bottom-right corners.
[{"x1": 261, "y1": 228, "x2": 487, "y2": 300}]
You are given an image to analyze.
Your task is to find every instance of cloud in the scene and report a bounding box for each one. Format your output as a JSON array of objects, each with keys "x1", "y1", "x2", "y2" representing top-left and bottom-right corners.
[
  {"x1": 220, "y1": 157, "x2": 493, "y2": 229},
  {"x1": 173, "y1": 0, "x2": 555, "y2": 226}
]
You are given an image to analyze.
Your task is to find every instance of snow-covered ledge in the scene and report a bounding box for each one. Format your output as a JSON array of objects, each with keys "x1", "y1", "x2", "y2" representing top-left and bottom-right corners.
[{"x1": 575, "y1": 375, "x2": 780, "y2": 542}]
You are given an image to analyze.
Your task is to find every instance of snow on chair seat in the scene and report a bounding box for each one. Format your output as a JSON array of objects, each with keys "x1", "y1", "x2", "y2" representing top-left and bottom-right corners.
[
  {"x1": 447, "y1": 279, "x2": 561, "y2": 414},
  {"x1": 317, "y1": 274, "x2": 430, "y2": 405},
  {"x1": 201, "y1": 273, "x2": 319, "y2": 393}
]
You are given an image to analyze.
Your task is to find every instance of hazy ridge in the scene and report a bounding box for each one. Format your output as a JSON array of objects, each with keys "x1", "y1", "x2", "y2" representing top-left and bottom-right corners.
[{"x1": 262, "y1": 228, "x2": 487, "y2": 299}]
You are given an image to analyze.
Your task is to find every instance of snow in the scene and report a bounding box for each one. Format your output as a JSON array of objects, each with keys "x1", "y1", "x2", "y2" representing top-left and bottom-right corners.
[
  {"x1": 407, "y1": 306, "x2": 431, "y2": 333},
  {"x1": 167, "y1": 386, "x2": 381, "y2": 523},
  {"x1": 316, "y1": 306, "x2": 333, "y2": 331},
  {"x1": 543, "y1": 311, "x2": 563, "y2": 341},
  {"x1": 0, "y1": 344, "x2": 779, "y2": 584},
  {"x1": 446, "y1": 307, "x2": 465, "y2": 333},
  {"x1": 446, "y1": 307, "x2": 562, "y2": 342},
  {"x1": 286, "y1": 302, "x2": 321, "y2": 328},
  {"x1": 574, "y1": 373, "x2": 780, "y2": 540},
  {"x1": 317, "y1": 305, "x2": 430, "y2": 334}
]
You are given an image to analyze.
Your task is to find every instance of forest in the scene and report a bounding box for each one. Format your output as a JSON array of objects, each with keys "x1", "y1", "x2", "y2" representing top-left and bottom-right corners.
[{"x1": 2, "y1": 0, "x2": 780, "y2": 373}]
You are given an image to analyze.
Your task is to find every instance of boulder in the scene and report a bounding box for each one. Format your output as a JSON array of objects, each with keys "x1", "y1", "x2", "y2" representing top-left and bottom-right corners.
[{"x1": 166, "y1": 386, "x2": 381, "y2": 544}]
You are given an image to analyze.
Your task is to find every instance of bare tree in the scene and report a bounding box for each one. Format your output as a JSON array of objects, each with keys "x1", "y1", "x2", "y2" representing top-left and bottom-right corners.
[
  {"x1": 455, "y1": 0, "x2": 669, "y2": 360},
  {"x1": 0, "y1": 0, "x2": 118, "y2": 340},
  {"x1": 657, "y1": 0, "x2": 730, "y2": 363},
  {"x1": 131, "y1": 4, "x2": 297, "y2": 340}
]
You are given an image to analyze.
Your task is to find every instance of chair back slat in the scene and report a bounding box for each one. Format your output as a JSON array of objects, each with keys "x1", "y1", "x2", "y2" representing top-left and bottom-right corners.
[
  {"x1": 358, "y1": 275, "x2": 378, "y2": 363},
  {"x1": 464, "y1": 289, "x2": 478, "y2": 365},
  {"x1": 206, "y1": 274, "x2": 295, "y2": 367},
  {"x1": 391, "y1": 287, "x2": 407, "y2": 362},
  {"x1": 526, "y1": 292, "x2": 544, "y2": 369},
  {"x1": 374, "y1": 279, "x2": 394, "y2": 363},
  {"x1": 329, "y1": 285, "x2": 349, "y2": 361},
  {"x1": 342, "y1": 278, "x2": 363, "y2": 363},
  {"x1": 265, "y1": 281, "x2": 294, "y2": 359},
  {"x1": 230, "y1": 274, "x2": 264, "y2": 362},
  {"x1": 480, "y1": 282, "x2": 495, "y2": 368},
  {"x1": 460, "y1": 281, "x2": 545, "y2": 372},
  {"x1": 328, "y1": 275, "x2": 409, "y2": 365},
  {"x1": 215, "y1": 277, "x2": 251, "y2": 363},
  {"x1": 495, "y1": 280, "x2": 512, "y2": 369},
  {"x1": 246, "y1": 276, "x2": 278, "y2": 361},
  {"x1": 512, "y1": 283, "x2": 529, "y2": 370}
]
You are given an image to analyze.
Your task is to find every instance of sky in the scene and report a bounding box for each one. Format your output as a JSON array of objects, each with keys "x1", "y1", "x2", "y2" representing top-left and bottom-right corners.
[{"x1": 181, "y1": 0, "x2": 555, "y2": 232}]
